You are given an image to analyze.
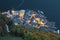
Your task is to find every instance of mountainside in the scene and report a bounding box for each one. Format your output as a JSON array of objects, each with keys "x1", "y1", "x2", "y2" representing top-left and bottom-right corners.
[{"x1": 0, "y1": 9, "x2": 60, "y2": 40}]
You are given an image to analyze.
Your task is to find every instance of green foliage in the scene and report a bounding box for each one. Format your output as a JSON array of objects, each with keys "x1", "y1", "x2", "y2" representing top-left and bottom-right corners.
[
  {"x1": 10, "y1": 24, "x2": 58, "y2": 40},
  {"x1": 0, "y1": 13, "x2": 10, "y2": 36},
  {"x1": 10, "y1": 24, "x2": 25, "y2": 38},
  {"x1": 21, "y1": 27, "x2": 54, "y2": 40},
  {"x1": 57, "y1": 35, "x2": 60, "y2": 40}
]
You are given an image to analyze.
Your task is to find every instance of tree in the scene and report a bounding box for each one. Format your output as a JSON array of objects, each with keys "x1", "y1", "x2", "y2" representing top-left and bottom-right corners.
[{"x1": 0, "y1": 13, "x2": 10, "y2": 36}]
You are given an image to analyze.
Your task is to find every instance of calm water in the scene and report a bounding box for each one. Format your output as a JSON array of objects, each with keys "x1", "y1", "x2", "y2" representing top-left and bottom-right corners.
[{"x1": 0, "y1": 0, "x2": 60, "y2": 28}]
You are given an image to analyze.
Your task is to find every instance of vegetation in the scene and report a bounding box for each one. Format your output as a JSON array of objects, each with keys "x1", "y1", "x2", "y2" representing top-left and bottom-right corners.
[
  {"x1": 0, "y1": 13, "x2": 14, "y2": 36},
  {"x1": 10, "y1": 24, "x2": 58, "y2": 40},
  {"x1": 0, "y1": 13, "x2": 10, "y2": 36}
]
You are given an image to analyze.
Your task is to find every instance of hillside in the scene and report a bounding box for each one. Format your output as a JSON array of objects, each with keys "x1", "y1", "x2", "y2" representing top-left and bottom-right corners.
[{"x1": 0, "y1": 10, "x2": 59, "y2": 40}]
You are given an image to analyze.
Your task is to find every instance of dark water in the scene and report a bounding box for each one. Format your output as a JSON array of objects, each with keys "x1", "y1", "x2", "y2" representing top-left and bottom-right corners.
[{"x1": 0, "y1": 0, "x2": 60, "y2": 28}]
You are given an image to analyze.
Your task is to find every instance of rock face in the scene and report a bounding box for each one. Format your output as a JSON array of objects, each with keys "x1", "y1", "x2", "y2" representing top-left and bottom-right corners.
[{"x1": 2, "y1": 9, "x2": 56, "y2": 31}]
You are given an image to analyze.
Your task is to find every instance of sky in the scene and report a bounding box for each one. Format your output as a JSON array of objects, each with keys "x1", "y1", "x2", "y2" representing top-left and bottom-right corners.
[{"x1": 0, "y1": 0, "x2": 60, "y2": 28}]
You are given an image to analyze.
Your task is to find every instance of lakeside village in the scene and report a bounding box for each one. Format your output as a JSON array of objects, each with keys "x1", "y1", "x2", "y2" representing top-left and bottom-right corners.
[{"x1": 1, "y1": 9, "x2": 60, "y2": 34}]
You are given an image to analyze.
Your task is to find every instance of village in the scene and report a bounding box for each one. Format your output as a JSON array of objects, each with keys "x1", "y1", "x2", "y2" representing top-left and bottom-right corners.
[
  {"x1": 1, "y1": 9, "x2": 58, "y2": 34},
  {"x1": 0, "y1": 9, "x2": 60, "y2": 40}
]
